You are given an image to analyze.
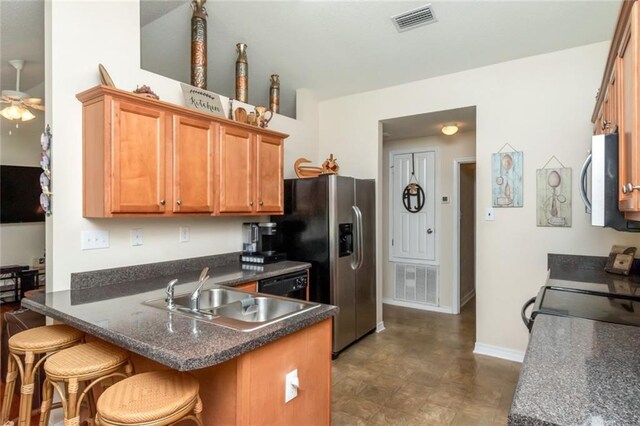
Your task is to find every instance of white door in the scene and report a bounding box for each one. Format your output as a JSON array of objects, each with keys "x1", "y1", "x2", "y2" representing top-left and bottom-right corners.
[{"x1": 390, "y1": 150, "x2": 436, "y2": 262}]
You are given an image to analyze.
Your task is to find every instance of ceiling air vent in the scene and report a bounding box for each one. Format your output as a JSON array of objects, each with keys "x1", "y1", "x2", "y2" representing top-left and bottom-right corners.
[{"x1": 391, "y1": 4, "x2": 437, "y2": 33}]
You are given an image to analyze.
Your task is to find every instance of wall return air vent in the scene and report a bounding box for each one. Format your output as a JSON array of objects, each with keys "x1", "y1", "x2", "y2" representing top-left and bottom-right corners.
[{"x1": 391, "y1": 4, "x2": 437, "y2": 33}]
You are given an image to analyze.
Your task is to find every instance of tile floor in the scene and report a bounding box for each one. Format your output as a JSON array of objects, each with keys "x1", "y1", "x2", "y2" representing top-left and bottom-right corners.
[{"x1": 331, "y1": 300, "x2": 521, "y2": 425}]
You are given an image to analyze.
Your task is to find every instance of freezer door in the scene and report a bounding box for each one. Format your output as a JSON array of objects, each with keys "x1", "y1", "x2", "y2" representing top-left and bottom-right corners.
[
  {"x1": 355, "y1": 179, "x2": 377, "y2": 338},
  {"x1": 330, "y1": 175, "x2": 357, "y2": 352}
]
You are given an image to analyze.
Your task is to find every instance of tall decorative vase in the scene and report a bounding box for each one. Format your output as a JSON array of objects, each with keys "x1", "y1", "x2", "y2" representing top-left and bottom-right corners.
[
  {"x1": 269, "y1": 74, "x2": 280, "y2": 114},
  {"x1": 190, "y1": 0, "x2": 208, "y2": 89},
  {"x1": 235, "y1": 43, "x2": 248, "y2": 103}
]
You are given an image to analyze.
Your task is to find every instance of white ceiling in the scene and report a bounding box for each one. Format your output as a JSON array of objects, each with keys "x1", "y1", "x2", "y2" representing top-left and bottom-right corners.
[
  {"x1": 0, "y1": 0, "x2": 621, "y2": 118},
  {"x1": 0, "y1": 0, "x2": 44, "y2": 98},
  {"x1": 140, "y1": 0, "x2": 620, "y2": 117},
  {"x1": 382, "y1": 106, "x2": 476, "y2": 141}
]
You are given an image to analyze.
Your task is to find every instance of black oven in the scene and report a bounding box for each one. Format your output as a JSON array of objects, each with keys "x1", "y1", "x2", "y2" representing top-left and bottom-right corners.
[{"x1": 258, "y1": 271, "x2": 308, "y2": 300}]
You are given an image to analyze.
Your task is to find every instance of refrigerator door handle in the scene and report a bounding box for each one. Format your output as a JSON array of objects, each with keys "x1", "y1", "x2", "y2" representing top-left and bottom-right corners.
[{"x1": 352, "y1": 205, "x2": 364, "y2": 270}]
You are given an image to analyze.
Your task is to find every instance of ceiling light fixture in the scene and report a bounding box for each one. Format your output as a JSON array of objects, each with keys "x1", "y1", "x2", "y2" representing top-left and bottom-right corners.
[
  {"x1": 442, "y1": 124, "x2": 458, "y2": 136},
  {"x1": 0, "y1": 103, "x2": 35, "y2": 121}
]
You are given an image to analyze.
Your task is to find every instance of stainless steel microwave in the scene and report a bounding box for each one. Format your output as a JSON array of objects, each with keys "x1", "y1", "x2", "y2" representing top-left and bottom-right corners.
[{"x1": 580, "y1": 133, "x2": 640, "y2": 232}]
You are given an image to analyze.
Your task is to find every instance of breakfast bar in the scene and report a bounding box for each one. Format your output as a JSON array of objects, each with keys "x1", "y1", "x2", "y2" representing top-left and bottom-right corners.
[{"x1": 21, "y1": 256, "x2": 337, "y2": 425}]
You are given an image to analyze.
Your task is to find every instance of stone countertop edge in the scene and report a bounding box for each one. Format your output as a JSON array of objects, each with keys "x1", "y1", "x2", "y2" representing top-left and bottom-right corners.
[
  {"x1": 508, "y1": 314, "x2": 640, "y2": 426},
  {"x1": 22, "y1": 296, "x2": 337, "y2": 372}
]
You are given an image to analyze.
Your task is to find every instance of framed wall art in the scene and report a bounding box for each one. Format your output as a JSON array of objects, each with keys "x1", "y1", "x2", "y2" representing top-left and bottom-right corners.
[{"x1": 492, "y1": 144, "x2": 523, "y2": 208}]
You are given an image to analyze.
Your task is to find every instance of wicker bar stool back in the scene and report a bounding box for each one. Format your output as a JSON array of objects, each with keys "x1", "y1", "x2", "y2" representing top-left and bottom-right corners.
[
  {"x1": 39, "y1": 341, "x2": 133, "y2": 426},
  {"x1": 95, "y1": 371, "x2": 203, "y2": 426},
  {"x1": 1, "y1": 324, "x2": 84, "y2": 426}
]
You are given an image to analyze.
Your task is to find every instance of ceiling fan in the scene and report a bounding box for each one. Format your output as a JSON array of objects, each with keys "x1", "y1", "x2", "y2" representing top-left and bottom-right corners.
[{"x1": 0, "y1": 59, "x2": 44, "y2": 121}]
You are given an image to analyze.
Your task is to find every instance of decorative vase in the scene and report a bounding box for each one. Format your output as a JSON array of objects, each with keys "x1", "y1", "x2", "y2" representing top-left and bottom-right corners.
[
  {"x1": 190, "y1": 0, "x2": 207, "y2": 89},
  {"x1": 269, "y1": 74, "x2": 280, "y2": 113},
  {"x1": 235, "y1": 43, "x2": 248, "y2": 103}
]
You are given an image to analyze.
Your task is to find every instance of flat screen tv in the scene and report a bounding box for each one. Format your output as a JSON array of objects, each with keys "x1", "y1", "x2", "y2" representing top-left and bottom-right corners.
[{"x1": 0, "y1": 165, "x2": 45, "y2": 223}]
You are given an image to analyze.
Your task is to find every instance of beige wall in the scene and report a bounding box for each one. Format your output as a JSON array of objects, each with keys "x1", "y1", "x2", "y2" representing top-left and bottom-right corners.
[
  {"x1": 45, "y1": 1, "x2": 319, "y2": 291},
  {"x1": 318, "y1": 41, "x2": 640, "y2": 356},
  {"x1": 382, "y1": 132, "x2": 476, "y2": 310},
  {"x1": 0, "y1": 106, "x2": 46, "y2": 267}
]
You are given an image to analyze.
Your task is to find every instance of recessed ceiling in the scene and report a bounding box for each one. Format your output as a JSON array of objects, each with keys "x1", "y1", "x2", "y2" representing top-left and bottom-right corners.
[
  {"x1": 382, "y1": 106, "x2": 476, "y2": 141},
  {"x1": 140, "y1": 1, "x2": 620, "y2": 118}
]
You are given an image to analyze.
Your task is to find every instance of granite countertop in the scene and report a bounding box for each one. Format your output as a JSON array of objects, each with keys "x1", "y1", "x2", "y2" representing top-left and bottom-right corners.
[
  {"x1": 509, "y1": 314, "x2": 640, "y2": 425},
  {"x1": 547, "y1": 253, "x2": 640, "y2": 292},
  {"x1": 22, "y1": 260, "x2": 338, "y2": 371}
]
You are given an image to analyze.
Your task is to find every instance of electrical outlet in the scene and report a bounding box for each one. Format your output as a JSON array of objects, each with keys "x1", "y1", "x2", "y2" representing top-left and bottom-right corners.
[
  {"x1": 485, "y1": 207, "x2": 495, "y2": 221},
  {"x1": 81, "y1": 230, "x2": 110, "y2": 250},
  {"x1": 285, "y1": 369, "x2": 299, "y2": 403},
  {"x1": 130, "y1": 228, "x2": 144, "y2": 246},
  {"x1": 179, "y1": 227, "x2": 190, "y2": 243}
]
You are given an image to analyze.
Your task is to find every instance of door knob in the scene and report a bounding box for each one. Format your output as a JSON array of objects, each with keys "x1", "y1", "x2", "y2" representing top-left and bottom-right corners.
[
  {"x1": 427, "y1": 228, "x2": 434, "y2": 234},
  {"x1": 159, "y1": 199, "x2": 166, "y2": 205}
]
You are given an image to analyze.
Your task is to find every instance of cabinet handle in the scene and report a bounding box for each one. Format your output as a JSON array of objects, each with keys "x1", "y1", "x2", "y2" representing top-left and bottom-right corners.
[
  {"x1": 259, "y1": 200, "x2": 264, "y2": 206},
  {"x1": 249, "y1": 201, "x2": 254, "y2": 206},
  {"x1": 601, "y1": 120, "x2": 610, "y2": 131},
  {"x1": 176, "y1": 200, "x2": 182, "y2": 206},
  {"x1": 159, "y1": 200, "x2": 166, "y2": 205},
  {"x1": 622, "y1": 184, "x2": 640, "y2": 194},
  {"x1": 427, "y1": 228, "x2": 434, "y2": 234}
]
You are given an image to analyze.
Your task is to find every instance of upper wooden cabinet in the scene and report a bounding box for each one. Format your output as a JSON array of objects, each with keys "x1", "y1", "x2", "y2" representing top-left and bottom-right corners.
[
  {"x1": 77, "y1": 86, "x2": 287, "y2": 218},
  {"x1": 216, "y1": 127, "x2": 285, "y2": 215},
  {"x1": 592, "y1": 0, "x2": 640, "y2": 221}
]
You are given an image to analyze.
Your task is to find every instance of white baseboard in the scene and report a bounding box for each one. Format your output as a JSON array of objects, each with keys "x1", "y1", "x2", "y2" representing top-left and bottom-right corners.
[
  {"x1": 376, "y1": 321, "x2": 385, "y2": 333},
  {"x1": 383, "y1": 298, "x2": 453, "y2": 314},
  {"x1": 460, "y1": 289, "x2": 475, "y2": 308},
  {"x1": 473, "y1": 342, "x2": 524, "y2": 363}
]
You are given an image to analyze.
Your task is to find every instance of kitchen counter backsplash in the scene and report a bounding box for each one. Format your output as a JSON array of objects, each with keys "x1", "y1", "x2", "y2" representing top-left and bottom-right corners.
[
  {"x1": 70, "y1": 252, "x2": 240, "y2": 290},
  {"x1": 548, "y1": 253, "x2": 640, "y2": 284}
]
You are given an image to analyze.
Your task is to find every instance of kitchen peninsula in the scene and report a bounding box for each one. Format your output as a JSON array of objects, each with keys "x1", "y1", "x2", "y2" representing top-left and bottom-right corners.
[{"x1": 22, "y1": 254, "x2": 337, "y2": 425}]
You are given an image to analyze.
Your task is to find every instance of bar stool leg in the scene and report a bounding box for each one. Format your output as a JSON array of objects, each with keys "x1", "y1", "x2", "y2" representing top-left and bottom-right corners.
[
  {"x1": 38, "y1": 378, "x2": 53, "y2": 426},
  {"x1": 66, "y1": 378, "x2": 79, "y2": 426},
  {"x1": 17, "y1": 352, "x2": 35, "y2": 426},
  {"x1": 1, "y1": 354, "x2": 18, "y2": 423},
  {"x1": 194, "y1": 396, "x2": 204, "y2": 426}
]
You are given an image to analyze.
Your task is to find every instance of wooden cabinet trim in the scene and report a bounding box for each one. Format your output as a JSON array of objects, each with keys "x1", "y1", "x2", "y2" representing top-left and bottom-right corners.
[
  {"x1": 76, "y1": 85, "x2": 288, "y2": 139},
  {"x1": 592, "y1": 0, "x2": 636, "y2": 123}
]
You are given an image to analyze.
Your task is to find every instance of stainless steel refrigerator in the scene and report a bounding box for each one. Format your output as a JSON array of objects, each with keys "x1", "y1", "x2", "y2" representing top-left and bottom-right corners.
[{"x1": 272, "y1": 175, "x2": 376, "y2": 355}]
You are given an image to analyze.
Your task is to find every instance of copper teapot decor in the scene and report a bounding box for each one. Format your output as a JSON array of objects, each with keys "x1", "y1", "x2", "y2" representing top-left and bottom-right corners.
[{"x1": 255, "y1": 106, "x2": 273, "y2": 128}]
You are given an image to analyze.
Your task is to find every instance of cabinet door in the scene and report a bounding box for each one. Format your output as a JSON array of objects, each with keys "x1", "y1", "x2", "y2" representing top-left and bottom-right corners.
[
  {"x1": 218, "y1": 126, "x2": 254, "y2": 213},
  {"x1": 173, "y1": 115, "x2": 215, "y2": 213},
  {"x1": 255, "y1": 135, "x2": 284, "y2": 213},
  {"x1": 111, "y1": 100, "x2": 166, "y2": 213},
  {"x1": 618, "y1": 3, "x2": 639, "y2": 212}
]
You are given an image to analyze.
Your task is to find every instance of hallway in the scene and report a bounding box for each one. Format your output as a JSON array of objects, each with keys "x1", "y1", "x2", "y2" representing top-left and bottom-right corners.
[{"x1": 331, "y1": 301, "x2": 520, "y2": 425}]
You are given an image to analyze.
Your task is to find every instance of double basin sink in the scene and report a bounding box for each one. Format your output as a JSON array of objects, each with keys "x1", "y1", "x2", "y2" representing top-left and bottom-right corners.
[{"x1": 144, "y1": 286, "x2": 320, "y2": 332}]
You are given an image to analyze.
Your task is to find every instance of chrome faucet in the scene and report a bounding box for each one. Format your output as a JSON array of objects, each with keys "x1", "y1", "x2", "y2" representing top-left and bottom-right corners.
[
  {"x1": 189, "y1": 267, "x2": 210, "y2": 312},
  {"x1": 165, "y1": 279, "x2": 179, "y2": 309}
]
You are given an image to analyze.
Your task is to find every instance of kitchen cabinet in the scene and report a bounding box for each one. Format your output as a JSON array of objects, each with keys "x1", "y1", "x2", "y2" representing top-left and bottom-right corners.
[
  {"x1": 77, "y1": 85, "x2": 287, "y2": 218},
  {"x1": 592, "y1": 1, "x2": 640, "y2": 221},
  {"x1": 217, "y1": 128, "x2": 284, "y2": 215},
  {"x1": 233, "y1": 281, "x2": 257, "y2": 292}
]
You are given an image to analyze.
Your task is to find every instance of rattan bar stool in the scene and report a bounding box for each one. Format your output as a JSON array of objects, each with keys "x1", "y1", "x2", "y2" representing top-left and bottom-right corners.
[
  {"x1": 95, "y1": 370, "x2": 203, "y2": 426},
  {"x1": 39, "y1": 340, "x2": 133, "y2": 426},
  {"x1": 1, "y1": 324, "x2": 84, "y2": 426}
]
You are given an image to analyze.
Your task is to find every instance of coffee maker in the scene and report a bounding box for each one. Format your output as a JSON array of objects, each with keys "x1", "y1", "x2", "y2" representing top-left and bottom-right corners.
[{"x1": 240, "y1": 222, "x2": 286, "y2": 264}]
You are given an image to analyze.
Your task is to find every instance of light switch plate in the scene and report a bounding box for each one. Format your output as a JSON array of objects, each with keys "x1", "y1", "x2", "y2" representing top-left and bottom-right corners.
[
  {"x1": 285, "y1": 369, "x2": 299, "y2": 403},
  {"x1": 130, "y1": 228, "x2": 144, "y2": 246},
  {"x1": 179, "y1": 227, "x2": 190, "y2": 243},
  {"x1": 485, "y1": 208, "x2": 495, "y2": 221},
  {"x1": 81, "y1": 230, "x2": 110, "y2": 250}
]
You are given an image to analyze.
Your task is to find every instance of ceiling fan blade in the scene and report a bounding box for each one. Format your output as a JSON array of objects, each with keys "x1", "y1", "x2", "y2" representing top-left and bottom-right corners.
[
  {"x1": 28, "y1": 104, "x2": 45, "y2": 111},
  {"x1": 25, "y1": 97, "x2": 42, "y2": 104}
]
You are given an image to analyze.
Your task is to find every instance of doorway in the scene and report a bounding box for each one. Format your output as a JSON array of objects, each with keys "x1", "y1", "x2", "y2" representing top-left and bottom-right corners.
[{"x1": 453, "y1": 159, "x2": 476, "y2": 314}]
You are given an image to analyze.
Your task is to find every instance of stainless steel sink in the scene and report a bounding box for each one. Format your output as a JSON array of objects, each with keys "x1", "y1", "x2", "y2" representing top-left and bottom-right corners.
[{"x1": 143, "y1": 286, "x2": 320, "y2": 332}]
